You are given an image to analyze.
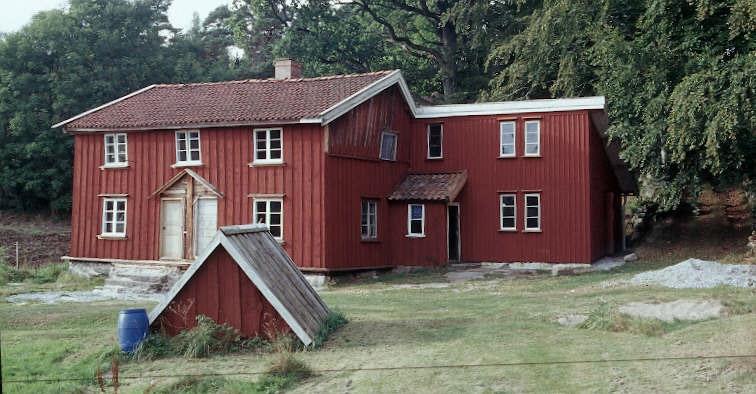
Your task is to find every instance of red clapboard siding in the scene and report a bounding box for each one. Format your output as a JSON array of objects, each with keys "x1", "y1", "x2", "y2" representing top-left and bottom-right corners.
[
  {"x1": 322, "y1": 86, "x2": 417, "y2": 269},
  {"x1": 70, "y1": 124, "x2": 326, "y2": 268},
  {"x1": 409, "y1": 112, "x2": 596, "y2": 263},
  {"x1": 153, "y1": 247, "x2": 290, "y2": 337}
]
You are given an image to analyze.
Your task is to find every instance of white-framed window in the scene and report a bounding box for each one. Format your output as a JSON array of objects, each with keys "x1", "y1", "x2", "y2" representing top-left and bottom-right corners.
[
  {"x1": 175, "y1": 130, "x2": 201, "y2": 165},
  {"x1": 379, "y1": 131, "x2": 398, "y2": 161},
  {"x1": 524, "y1": 193, "x2": 541, "y2": 231},
  {"x1": 101, "y1": 198, "x2": 127, "y2": 237},
  {"x1": 427, "y1": 124, "x2": 443, "y2": 159},
  {"x1": 360, "y1": 199, "x2": 378, "y2": 240},
  {"x1": 104, "y1": 133, "x2": 128, "y2": 167},
  {"x1": 499, "y1": 194, "x2": 516, "y2": 231},
  {"x1": 253, "y1": 128, "x2": 283, "y2": 164},
  {"x1": 524, "y1": 120, "x2": 540, "y2": 156},
  {"x1": 407, "y1": 204, "x2": 425, "y2": 237},
  {"x1": 499, "y1": 121, "x2": 516, "y2": 157},
  {"x1": 253, "y1": 198, "x2": 283, "y2": 240}
]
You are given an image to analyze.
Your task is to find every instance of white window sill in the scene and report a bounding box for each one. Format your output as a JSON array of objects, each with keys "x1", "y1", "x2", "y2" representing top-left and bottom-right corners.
[
  {"x1": 172, "y1": 161, "x2": 203, "y2": 168},
  {"x1": 100, "y1": 163, "x2": 129, "y2": 170},
  {"x1": 426, "y1": 156, "x2": 443, "y2": 160},
  {"x1": 523, "y1": 229, "x2": 542, "y2": 233},
  {"x1": 249, "y1": 161, "x2": 285, "y2": 167},
  {"x1": 406, "y1": 234, "x2": 426, "y2": 238},
  {"x1": 499, "y1": 228, "x2": 517, "y2": 232},
  {"x1": 523, "y1": 155, "x2": 542, "y2": 158},
  {"x1": 97, "y1": 234, "x2": 127, "y2": 240},
  {"x1": 275, "y1": 239, "x2": 285, "y2": 245},
  {"x1": 498, "y1": 155, "x2": 516, "y2": 159}
]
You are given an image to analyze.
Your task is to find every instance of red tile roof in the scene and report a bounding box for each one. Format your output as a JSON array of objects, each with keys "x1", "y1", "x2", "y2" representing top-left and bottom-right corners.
[
  {"x1": 388, "y1": 171, "x2": 468, "y2": 202},
  {"x1": 65, "y1": 71, "x2": 394, "y2": 130}
]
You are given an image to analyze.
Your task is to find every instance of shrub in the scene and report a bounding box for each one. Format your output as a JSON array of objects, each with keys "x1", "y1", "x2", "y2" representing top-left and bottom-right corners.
[
  {"x1": 130, "y1": 333, "x2": 175, "y2": 362},
  {"x1": 30, "y1": 263, "x2": 66, "y2": 284},
  {"x1": 311, "y1": 310, "x2": 348, "y2": 348}
]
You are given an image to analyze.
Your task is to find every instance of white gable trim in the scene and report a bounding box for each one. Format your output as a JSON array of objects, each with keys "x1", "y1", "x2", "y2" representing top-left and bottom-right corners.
[
  {"x1": 147, "y1": 228, "x2": 315, "y2": 346},
  {"x1": 52, "y1": 85, "x2": 158, "y2": 129},
  {"x1": 311, "y1": 70, "x2": 417, "y2": 126},
  {"x1": 148, "y1": 231, "x2": 223, "y2": 324}
]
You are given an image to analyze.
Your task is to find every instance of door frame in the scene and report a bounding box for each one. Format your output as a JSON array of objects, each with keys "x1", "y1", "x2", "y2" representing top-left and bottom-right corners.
[
  {"x1": 447, "y1": 202, "x2": 461, "y2": 262},
  {"x1": 160, "y1": 197, "x2": 185, "y2": 260},
  {"x1": 193, "y1": 196, "x2": 218, "y2": 257}
]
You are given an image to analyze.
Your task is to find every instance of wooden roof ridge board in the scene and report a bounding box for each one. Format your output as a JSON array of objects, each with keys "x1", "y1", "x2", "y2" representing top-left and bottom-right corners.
[
  {"x1": 231, "y1": 232, "x2": 328, "y2": 334},
  {"x1": 148, "y1": 227, "x2": 329, "y2": 345}
]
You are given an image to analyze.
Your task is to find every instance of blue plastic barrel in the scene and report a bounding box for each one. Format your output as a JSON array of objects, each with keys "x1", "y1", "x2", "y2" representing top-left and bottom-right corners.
[{"x1": 117, "y1": 308, "x2": 149, "y2": 352}]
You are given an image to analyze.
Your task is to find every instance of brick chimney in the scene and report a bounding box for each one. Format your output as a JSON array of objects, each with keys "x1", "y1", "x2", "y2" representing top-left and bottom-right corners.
[{"x1": 274, "y1": 59, "x2": 302, "y2": 80}]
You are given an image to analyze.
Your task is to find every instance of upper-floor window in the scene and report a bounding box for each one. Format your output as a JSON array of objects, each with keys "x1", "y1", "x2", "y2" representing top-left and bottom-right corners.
[
  {"x1": 101, "y1": 197, "x2": 127, "y2": 237},
  {"x1": 427, "y1": 124, "x2": 443, "y2": 159},
  {"x1": 175, "y1": 130, "x2": 201, "y2": 165},
  {"x1": 254, "y1": 128, "x2": 283, "y2": 164},
  {"x1": 499, "y1": 121, "x2": 516, "y2": 157},
  {"x1": 360, "y1": 199, "x2": 378, "y2": 240},
  {"x1": 524, "y1": 120, "x2": 541, "y2": 156},
  {"x1": 500, "y1": 194, "x2": 516, "y2": 231},
  {"x1": 253, "y1": 198, "x2": 283, "y2": 240},
  {"x1": 407, "y1": 203, "x2": 425, "y2": 237},
  {"x1": 379, "y1": 131, "x2": 397, "y2": 161},
  {"x1": 104, "y1": 133, "x2": 128, "y2": 167},
  {"x1": 524, "y1": 193, "x2": 541, "y2": 231}
]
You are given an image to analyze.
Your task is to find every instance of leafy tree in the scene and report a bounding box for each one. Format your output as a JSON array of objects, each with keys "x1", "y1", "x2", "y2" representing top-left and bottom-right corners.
[
  {"x1": 486, "y1": 0, "x2": 755, "y2": 210},
  {"x1": 0, "y1": 0, "x2": 249, "y2": 212}
]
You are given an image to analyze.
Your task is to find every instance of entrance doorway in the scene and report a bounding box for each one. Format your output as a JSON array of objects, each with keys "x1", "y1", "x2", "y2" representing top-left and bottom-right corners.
[
  {"x1": 447, "y1": 204, "x2": 461, "y2": 262},
  {"x1": 160, "y1": 198, "x2": 184, "y2": 260}
]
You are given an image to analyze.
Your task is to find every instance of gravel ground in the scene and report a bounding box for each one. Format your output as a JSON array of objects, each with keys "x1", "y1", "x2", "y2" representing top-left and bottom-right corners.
[
  {"x1": 630, "y1": 258, "x2": 755, "y2": 288},
  {"x1": 618, "y1": 300, "x2": 724, "y2": 322},
  {"x1": 5, "y1": 287, "x2": 163, "y2": 304}
]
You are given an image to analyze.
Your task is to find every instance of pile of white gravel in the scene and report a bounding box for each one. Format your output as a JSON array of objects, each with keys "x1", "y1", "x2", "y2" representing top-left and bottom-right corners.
[{"x1": 630, "y1": 258, "x2": 755, "y2": 289}]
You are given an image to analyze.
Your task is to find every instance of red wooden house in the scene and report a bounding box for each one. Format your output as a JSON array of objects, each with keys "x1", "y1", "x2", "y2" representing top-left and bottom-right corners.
[{"x1": 54, "y1": 60, "x2": 636, "y2": 274}]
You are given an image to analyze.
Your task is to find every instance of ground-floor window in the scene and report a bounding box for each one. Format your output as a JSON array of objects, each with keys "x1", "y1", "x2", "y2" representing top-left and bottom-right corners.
[
  {"x1": 253, "y1": 198, "x2": 283, "y2": 240},
  {"x1": 407, "y1": 204, "x2": 425, "y2": 237},
  {"x1": 361, "y1": 199, "x2": 378, "y2": 240},
  {"x1": 524, "y1": 193, "x2": 541, "y2": 231},
  {"x1": 101, "y1": 198, "x2": 127, "y2": 237},
  {"x1": 499, "y1": 194, "x2": 516, "y2": 231}
]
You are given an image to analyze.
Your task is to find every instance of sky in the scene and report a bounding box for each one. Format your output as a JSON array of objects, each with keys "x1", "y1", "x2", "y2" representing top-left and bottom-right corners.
[{"x1": 0, "y1": 0, "x2": 231, "y2": 33}]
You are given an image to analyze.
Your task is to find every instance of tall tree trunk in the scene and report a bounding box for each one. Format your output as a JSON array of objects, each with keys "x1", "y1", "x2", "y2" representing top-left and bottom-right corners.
[{"x1": 439, "y1": 20, "x2": 458, "y2": 100}]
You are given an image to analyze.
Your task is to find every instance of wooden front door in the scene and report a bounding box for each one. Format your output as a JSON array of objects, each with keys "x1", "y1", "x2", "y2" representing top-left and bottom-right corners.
[
  {"x1": 194, "y1": 198, "x2": 218, "y2": 256},
  {"x1": 161, "y1": 199, "x2": 185, "y2": 260}
]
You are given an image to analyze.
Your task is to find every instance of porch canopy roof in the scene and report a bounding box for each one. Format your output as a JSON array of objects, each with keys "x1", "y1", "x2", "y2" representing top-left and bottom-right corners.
[{"x1": 388, "y1": 171, "x2": 467, "y2": 202}]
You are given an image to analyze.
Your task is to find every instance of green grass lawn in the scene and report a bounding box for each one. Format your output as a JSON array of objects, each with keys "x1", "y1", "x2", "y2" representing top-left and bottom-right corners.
[{"x1": 1, "y1": 256, "x2": 754, "y2": 393}]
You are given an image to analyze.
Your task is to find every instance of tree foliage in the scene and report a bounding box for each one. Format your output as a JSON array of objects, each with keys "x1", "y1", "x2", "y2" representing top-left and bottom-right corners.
[
  {"x1": 0, "y1": 0, "x2": 252, "y2": 211},
  {"x1": 0, "y1": 0, "x2": 752, "y2": 213},
  {"x1": 486, "y1": 0, "x2": 755, "y2": 209}
]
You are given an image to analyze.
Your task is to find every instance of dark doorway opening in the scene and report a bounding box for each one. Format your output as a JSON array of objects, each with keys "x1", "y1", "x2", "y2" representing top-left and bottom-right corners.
[{"x1": 448, "y1": 204, "x2": 460, "y2": 261}]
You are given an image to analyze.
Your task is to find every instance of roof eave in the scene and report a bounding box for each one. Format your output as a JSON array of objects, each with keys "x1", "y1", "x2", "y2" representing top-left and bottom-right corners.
[
  {"x1": 51, "y1": 85, "x2": 158, "y2": 130},
  {"x1": 414, "y1": 96, "x2": 606, "y2": 118}
]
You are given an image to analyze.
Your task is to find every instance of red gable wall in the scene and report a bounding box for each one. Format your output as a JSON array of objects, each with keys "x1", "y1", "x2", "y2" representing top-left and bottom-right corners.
[{"x1": 152, "y1": 247, "x2": 289, "y2": 337}]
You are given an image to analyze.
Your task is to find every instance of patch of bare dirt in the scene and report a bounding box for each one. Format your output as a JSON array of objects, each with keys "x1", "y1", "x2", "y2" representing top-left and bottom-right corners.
[{"x1": 0, "y1": 210, "x2": 70, "y2": 267}]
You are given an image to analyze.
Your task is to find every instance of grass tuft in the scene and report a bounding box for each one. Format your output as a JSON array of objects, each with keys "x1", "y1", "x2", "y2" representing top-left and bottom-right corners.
[
  {"x1": 578, "y1": 302, "x2": 668, "y2": 336},
  {"x1": 311, "y1": 310, "x2": 347, "y2": 348},
  {"x1": 174, "y1": 315, "x2": 242, "y2": 358}
]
